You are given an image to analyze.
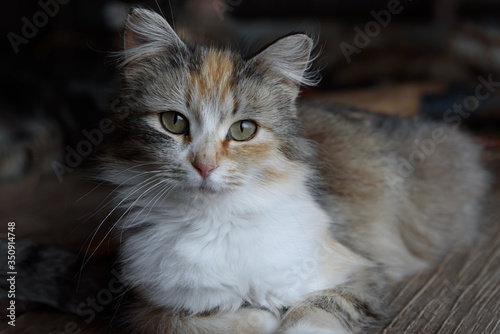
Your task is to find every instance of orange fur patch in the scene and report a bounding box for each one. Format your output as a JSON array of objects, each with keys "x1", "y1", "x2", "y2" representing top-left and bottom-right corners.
[
  {"x1": 189, "y1": 50, "x2": 233, "y2": 101},
  {"x1": 227, "y1": 141, "x2": 275, "y2": 169},
  {"x1": 261, "y1": 166, "x2": 285, "y2": 181},
  {"x1": 225, "y1": 139, "x2": 295, "y2": 184}
]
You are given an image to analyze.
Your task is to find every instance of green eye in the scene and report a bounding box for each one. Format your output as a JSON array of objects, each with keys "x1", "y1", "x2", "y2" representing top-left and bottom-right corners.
[
  {"x1": 161, "y1": 111, "x2": 189, "y2": 134},
  {"x1": 228, "y1": 120, "x2": 258, "y2": 141}
]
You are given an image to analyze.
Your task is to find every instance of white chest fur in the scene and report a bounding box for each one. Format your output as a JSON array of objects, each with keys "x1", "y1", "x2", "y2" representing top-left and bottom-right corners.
[{"x1": 119, "y1": 180, "x2": 362, "y2": 314}]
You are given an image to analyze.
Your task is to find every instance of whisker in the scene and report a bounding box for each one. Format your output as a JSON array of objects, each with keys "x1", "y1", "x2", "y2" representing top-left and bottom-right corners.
[
  {"x1": 74, "y1": 169, "x2": 163, "y2": 231},
  {"x1": 114, "y1": 179, "x2": 169, "y2": 229},
  {"x1": 78, "y1": 173, "x2": 163, "y2": 271},
  {"x1": 132, "y1": 181, "x2": 176, "y2": 227},
  {"x1": 76, "y1": 161, "x2": 162, "y2": 203}
]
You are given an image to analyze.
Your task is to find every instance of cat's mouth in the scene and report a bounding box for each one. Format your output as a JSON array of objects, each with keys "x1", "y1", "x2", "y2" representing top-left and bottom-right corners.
[
  {"x1": 194, "y1": 181, "x2": 220, "y2": 195},
  {"x1": 185, "y1": 175, "x2": 231, "y2": 196}
]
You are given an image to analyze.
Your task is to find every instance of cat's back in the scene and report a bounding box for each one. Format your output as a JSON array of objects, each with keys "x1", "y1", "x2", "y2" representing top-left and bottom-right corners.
[{"x1": 299, "y1": 103, "x2": 490, "y2": 279}]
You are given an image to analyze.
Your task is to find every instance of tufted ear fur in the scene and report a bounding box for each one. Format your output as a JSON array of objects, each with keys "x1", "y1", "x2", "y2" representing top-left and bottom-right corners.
[
  {"x1": 250, "y1": 34, "x2": 316, "y2": 96},
  {"x1": 122, "y1": 8, "x2": 186, "y2": 65}
]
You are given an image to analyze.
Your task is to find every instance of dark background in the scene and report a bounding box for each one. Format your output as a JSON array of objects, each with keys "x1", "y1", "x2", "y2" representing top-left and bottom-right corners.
[{"x1": 1, "y1": 0, "x2": 499, "y2": 181}]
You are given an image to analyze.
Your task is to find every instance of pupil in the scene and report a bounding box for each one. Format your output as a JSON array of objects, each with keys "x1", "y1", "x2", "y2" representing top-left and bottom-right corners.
[
  {"x1": 173, "y1": 114, "x2": 178, "y2": 125},
  {"x1": 240, "y1": 122, "x2": 245, "y2": 133}
]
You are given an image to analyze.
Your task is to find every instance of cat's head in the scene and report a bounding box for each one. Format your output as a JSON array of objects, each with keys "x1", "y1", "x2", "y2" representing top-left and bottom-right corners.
[{"x1": 104, "y1": 8, "x2": 316, "y2": 199}]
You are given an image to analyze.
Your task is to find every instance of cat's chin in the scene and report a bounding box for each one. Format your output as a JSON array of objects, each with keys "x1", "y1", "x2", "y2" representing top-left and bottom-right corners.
[
  {"x1": 196, "y1": 184, "x2": 219, "y2": 195},
  {"x1": 187, "y1": 180, "x2": 227, "y2": 197}
]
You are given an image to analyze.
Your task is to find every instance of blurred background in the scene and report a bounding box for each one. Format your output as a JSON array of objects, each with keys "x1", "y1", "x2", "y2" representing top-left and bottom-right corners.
[
  {"x1": 1, "y1": 1, "x2": 500, "y2": 332},
  {"x1": 0, "y1": 0, "x2": 499, "y2": 248}
]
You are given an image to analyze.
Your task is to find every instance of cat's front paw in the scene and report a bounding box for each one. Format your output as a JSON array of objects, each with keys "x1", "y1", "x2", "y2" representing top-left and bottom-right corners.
[
  {"x1": 279, "y1": 321, "x2": 349, "y2": 334},
  {"x1": 278, "y1": 308, "x2": 351, "y2": 334},
  {"x1": 232, "y1": 308, "x2": 280, "y2": 334}
]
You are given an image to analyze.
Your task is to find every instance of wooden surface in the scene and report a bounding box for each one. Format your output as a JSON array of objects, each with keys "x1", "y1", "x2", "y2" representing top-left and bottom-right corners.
[
  {"x1": 0, "y1": 172, "x2": 116, "y2": 254},
  {"x1": 378, "y1": 184, "x2": 500, "y2": 334}
]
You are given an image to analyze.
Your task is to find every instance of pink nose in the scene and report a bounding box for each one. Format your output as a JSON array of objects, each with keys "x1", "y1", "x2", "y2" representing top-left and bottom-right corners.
[{"x1": 193, "y1": 163, "x2": 216, "y2": 180}]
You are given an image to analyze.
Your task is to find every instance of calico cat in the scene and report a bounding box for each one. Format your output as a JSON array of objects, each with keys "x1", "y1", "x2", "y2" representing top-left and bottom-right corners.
[
  {"x1": 2, "y1": 7, "x2": 487, "y2": 334},
  {"x1": 85, "y1": 7, "x2": 493, "y2": 333},
  {"x1": 88, "y1": 8, "x2": 492, "y2": 334}
]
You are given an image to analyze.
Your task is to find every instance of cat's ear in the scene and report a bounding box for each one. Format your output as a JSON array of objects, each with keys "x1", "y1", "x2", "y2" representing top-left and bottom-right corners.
[
  {"x1": 123, "y1": 8, "x2": 185, "y2": 64},
  {"x1": 251, "y1": 34, "x2": 316, "y2": 92}
]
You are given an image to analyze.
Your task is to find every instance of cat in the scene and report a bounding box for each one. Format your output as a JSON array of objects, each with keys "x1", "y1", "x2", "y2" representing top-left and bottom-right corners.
[
  {"x1": 89, "y1": 8, "x2": 493, "y2": 334},
  {"x1": 3, "y1": 7, "x2": 488, "y2": 334}
]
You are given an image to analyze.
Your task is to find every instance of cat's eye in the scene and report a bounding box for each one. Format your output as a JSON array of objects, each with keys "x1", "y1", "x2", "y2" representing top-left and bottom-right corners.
[
  {"x1": 161, "y1": 111, "x2": 189, "y2": 135},
  {"x1": 228, "y1": 120, "x2": 258, "y2": 141}
]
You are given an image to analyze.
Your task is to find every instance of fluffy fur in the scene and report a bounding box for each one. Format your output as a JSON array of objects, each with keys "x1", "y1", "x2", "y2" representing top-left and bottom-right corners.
[
  {"x1": 300, "y1": 105, "x2": 490, "y2": 279},
  {"x1": 96, "y1": 8, "x2": 490, "y2": 333}
]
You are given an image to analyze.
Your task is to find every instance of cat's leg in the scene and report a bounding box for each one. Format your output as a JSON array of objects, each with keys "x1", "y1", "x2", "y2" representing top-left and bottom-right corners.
[
  {"x1": 128, "y1": 301, "x2": 280, "y2": 334},
  {"x1": 279, "y1": 267, "x2": 388, "y2": 334}
]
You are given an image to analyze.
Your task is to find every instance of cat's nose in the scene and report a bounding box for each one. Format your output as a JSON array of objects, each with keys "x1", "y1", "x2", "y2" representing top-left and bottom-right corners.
[{"x1": 193, "y1": 162, "x2": 216, "y2": 180}]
